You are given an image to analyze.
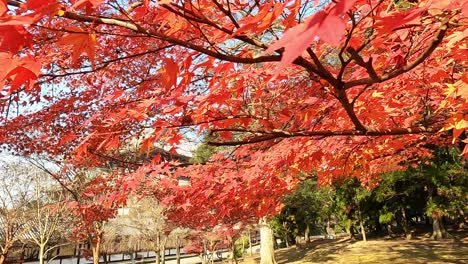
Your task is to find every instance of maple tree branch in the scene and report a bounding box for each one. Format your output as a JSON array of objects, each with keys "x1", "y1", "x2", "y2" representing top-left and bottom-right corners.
[
  {"x1": 211, "y1": 0, "x2": 240, "y2": 28},
  {"x1": 163, "y1": 2, "x2": 266, "y2": 49},
  {"x1": 27, "y1": 159, "x2": 80, "y2": 202},
  {"x1": 335, "y1": 88, "x2": 367, "y2": 131},
  {"x1": 306, "y1": 48, "x2": 337, "y2": 86},
  {"x1": 208, "y1": 126, "x2": 442, "y2": 146},
  {"x1": 344, "y1": 20, "x2": 450, "y2": 89},
  {"x1": 40, "y1": 45, "x2": 173, "y2": 81},
  {"x1": 60, "y1": 11, "x2": 279, "y2": 64},
  {"x1": 346, "y1": 47, "x2": 379, "y2": 81},
  {"x1": 337, "y1": 10, "x2": 359, "y2": 82},
  {"x1": 6, "y1": 0, "x2": 20, "y2": 7},
  {"x1": 351, "y1": 84, "x2": 373, "y2": 106}
]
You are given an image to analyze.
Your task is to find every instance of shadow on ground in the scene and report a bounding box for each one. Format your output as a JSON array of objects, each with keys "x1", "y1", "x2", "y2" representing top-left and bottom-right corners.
[{"x1": 243, "y1": 232, "x2": 468, "y2": 264}]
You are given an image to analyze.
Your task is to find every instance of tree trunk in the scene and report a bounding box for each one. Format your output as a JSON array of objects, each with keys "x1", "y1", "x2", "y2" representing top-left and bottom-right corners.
[
  {"x1": 400, "y1": 207, "x2": 411, "y2": 239},
  {"x1": 248, "y1": 230, "x2": 253, "y2": 256},
  {"x1": 304, "y1": 225, "x2": 310, "y2": 243},
  {"x1": 294, "y1": 235, "x2": 300, "y2": 248},
  {"x1": 91, "y1": 239, "x2": 101, "y2": 264},
  {"x1": 0, "y1": 243, "x2": 11, "y2": 264},
  {"x1": 0, "y1": 254, "x2": 6, "y2": 264},
  {"x1": 359, "y1": 220, "x2": 367, "y2": 243},
  {"x1": 39, "y1": 244, "x2": 45, "y2": 264},
  {"x1": 387, "y1": 224, "x2": 393, "y2": 237},
  {"x1": 229, "y1": 241, "x2": 237, "y2": 264},
  {"x1": 155, "y1": 249, "x2": 160, "y2": 264},
  {"x1": 259, "y1": 217, "x2": 277, "y2": 264},
  {"x1": 431, "y1": 216, "x2": 443, "y2": 240},
  {"x1": 345, "y1": 219, "x2": 353, "y2": 238},
  {"x1": 130, "y1": 251, "x2": 135, "y2": 264},
  {"x1": 160, "y1": 242, "x2": 166, "y2": 264},
  {"x1": 440, "y1": 217, "x2": 452, "y2": 238},
  {"x1": 242, "y1": 238, "x2": 245, "y2": 257},
  {"x1": 175, "y1": 237, "x2": 181, "y2": 264},
  {"x1": 155, "y1": 232, "x2": 161, "y2": 264},
  {"x1": 358, "y1": 209, "x2": 366, "y2": 243},
  {"x1": 199, "y1": 253, "x2": 208, "y2": 264}
]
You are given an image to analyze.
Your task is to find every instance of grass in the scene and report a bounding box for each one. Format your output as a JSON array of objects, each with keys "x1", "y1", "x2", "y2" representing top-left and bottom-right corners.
[{"x1": 241, "y1": 232, "x2": 467, "y2": 264}]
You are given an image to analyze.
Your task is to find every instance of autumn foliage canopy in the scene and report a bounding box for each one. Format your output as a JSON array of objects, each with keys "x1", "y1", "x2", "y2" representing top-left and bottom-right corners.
[{"x1": 0, "y1": 0, "x2": 467, "y2": 225}]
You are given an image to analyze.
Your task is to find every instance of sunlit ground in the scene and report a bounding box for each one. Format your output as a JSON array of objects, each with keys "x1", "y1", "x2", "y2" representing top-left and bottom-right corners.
[{"x1": 242, "y1": 231, "x2": 467, "y2": 264}]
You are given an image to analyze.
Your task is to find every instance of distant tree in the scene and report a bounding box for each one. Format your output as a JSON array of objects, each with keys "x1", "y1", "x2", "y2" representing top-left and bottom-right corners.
[
  {"x1": 418, "y1": 147, "x2": 468, "y2": 239},
  {"x1": 0, "y1": 162, "x2": 33, "y2": 264},
  {"x1": 21, "y1": 168, "x2": 71, "y2": 264},
  {"x1": 114, "y1": 197, "x2": 172, "y2": 264}
]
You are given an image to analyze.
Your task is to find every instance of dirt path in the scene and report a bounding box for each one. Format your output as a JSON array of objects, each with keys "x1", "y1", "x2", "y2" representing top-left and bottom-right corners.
[{"x1": 242, "y1": 236, "x2": 467, "y2": 264}]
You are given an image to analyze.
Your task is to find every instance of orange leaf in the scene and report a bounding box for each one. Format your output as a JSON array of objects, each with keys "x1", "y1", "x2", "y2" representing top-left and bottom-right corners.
[{"x1": 58, "y1": 27, "x2": 97, "y2": 65}]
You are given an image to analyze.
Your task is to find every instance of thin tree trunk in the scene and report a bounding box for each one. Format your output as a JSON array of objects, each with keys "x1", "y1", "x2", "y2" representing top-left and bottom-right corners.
[
  {"x1": 360, "y1": 222, "x2": 366, "y2": 242},
  {"x1": 175, "y1": 238, "x2": 181, "y2": 264},
  {"x1": 358, "y1": 209, "x2": 366, "y2": 243},
  {"x1": 248, "y1": 230, "x2": 253, "y2": 256},
  {"x1": 39, "y1": 244, "x2": 45, "y2": 264},
  {"x1": 304, "y1": 225, "x2": 310, "y2": 243},
  {"x1": 160, "y1": 239, "x2": 166, "y2": 264},
  {"x1": 130, "y1": 251, "x2": 135, "y2": 264},
  {"x1": 155, "y1": 232, "x2": 161, "y2": 264},
  {"x1": 242, "y1": 238, "x2": 245, "y2": 257},
  {"x1": 259, "y1": 217, "x2": 277, "y2": 264}
]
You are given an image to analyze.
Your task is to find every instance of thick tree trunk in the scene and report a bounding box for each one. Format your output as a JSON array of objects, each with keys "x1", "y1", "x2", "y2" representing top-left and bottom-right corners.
[
  {"x1": 199, "y1": 253, "x2": 208, "y2": 264},
  {"x1": 155, "y1": 249, "x2": 160, "y2": 264},
  {"x1": 294, "y1": 235, "x2": 301, "y2": 248},
  {"x1": 345, "y1": 219, "x2": 353, "y2": 238},
  {"x1": 387, "y1": 224, "x2": 393, "y2": 237},
  {"x1": 130, "y1": 251, "x2": 135, "y2": 264},
  {"x1": 210, "y1": 250, "x2": 215, "y2": 264},
  {"x1": 431, "y1": 216, "x2": 443, "y2": 240},
  {"x1": 259, "y1": 218, "x2": 277, "y2": 264},
  {"x1": 400, "y1": 207, "x2": 411, "y2": 239},
  {"x1": 228, "y1": 241, "x2": 237, "y2": 264},
  {"x1": 0, "y1": 253, "x2": 6, "y2": 264},
  {"x1": 1, "y1": 243, "x2": 11, "y2": 264},
  {"x1": 440, "y1": 217, "x2": 452, "y2": 238},
  {"x1": 91, "y1": 240, "x2": 100, "y2": 264}
]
